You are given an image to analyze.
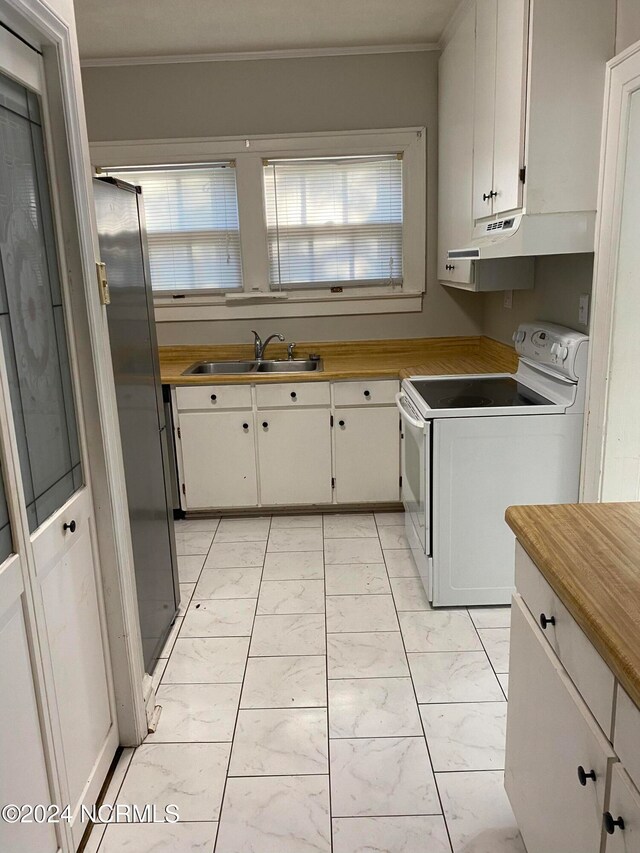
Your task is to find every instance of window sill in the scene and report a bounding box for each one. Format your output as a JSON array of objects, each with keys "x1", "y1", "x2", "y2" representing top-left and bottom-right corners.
[{"x1": 153, "y1": 289, "x2": 423, "y2": 321}]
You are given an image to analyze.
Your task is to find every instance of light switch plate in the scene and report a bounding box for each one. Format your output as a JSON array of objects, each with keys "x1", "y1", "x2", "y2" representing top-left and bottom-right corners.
[
  {"x1": 579, "y1": 293, "x2": 590, "y2": 325},
  {"x1": 503, "y1": 290, "x2": 513, "y2": 309}
]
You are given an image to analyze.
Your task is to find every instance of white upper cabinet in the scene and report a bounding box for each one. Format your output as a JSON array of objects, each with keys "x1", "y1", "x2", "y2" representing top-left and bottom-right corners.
[
  {"x1": 439, "y1": 0, "x2": 616, "y2": 274},
  {"x1": 472, "y1": 0, "x2": 501, "y2": 222},
  {"x1": 438, "y1": 0, "x2": 475, "y2": 284},
  {"x1": 473, "y1": 0, "x2": 529, "y2": 221},
  {"x1": 492, "y1": 0, "x2": 529, "y2": 217}
]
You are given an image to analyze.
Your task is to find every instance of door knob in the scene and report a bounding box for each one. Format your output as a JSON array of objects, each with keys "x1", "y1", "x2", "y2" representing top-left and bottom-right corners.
[
  {"x1": 290, "y1": 391, "x2": 297, "y2": 399},
  {"x1": 242, "y1": 423, "x2": 249, "y2": 430},
  {"x1": 364, "y1": 390, "x2": 371, "y2": 398},
  {"x1": 577, "y1": 766, "x2": 596, "y2": 786},
  {"x1": 539, "y1": 613, "x2": 555, "y2": 630},
  {"x1": 338, "y1": 420, "x2": 345, "y2": 427},
  {"x1": 262, "y1": 421, "x2": 269, "y2": 429},
  {"x1": 604, "y1": 813, "x2": 625, "y2": 834},
  {"x1": 210, "y1": 394, "x2": 217, "y2": 402},
  {"x1": 63, "y1": 520, "x2": 77, "y2": 533}
]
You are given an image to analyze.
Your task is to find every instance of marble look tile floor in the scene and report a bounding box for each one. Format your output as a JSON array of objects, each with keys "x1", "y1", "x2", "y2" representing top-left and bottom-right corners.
[{"x1": 93, "y1": 512, "x2": 521, "y2": 853}]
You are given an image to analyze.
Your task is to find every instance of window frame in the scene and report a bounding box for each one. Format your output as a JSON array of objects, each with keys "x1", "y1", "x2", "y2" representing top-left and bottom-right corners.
[{"x1": 91, "y1": 128, "x2": 426, "y2": 322}]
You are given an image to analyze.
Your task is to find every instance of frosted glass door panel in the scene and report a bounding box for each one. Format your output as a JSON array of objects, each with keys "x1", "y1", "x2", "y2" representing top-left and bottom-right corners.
[{"x1": 0, "y1": 72, "x2": 82, "y2": 532}]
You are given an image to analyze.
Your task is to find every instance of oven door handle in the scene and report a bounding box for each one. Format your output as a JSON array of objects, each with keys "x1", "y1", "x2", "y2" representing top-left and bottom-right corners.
[{"x1": 395, "y1": 392, "x2": 426, "y2": 429}]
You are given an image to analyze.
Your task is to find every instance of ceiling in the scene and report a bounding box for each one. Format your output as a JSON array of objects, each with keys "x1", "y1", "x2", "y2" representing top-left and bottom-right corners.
[{"x1": 75, "y1": 0, "x2": 459, "y2": 62}]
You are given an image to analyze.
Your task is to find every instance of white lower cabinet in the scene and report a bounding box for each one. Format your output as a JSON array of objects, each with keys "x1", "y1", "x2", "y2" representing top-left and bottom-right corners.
[
  {"x1": 179, "y1": 412, "x2": 258, "y2": 509},
  {"x1": 175, "y1": 379, "x2": 401, "y2": 509},
  {"x1": 333, "y1": 407, "x2": 400, "y2": 503},
  {"x1": 506, "y1": 595, "x2": 616, "y2": 853},
  {"x1": 605, "y1": 766, "x2": 640, "y2": 852},
  {"x1": 257, "y1": 409, "x2": 332, "y2": 505}
]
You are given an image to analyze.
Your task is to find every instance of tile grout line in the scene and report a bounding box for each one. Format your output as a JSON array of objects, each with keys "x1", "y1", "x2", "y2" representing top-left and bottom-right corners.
[
  {"x1": 212, "y1": 514, "x2": 273, "y2": 853},
  {"x1": 98, "y1": 520, "x2": 223, "y2": 847},
  {"x1": 164, "y1": 522, "x2": 220, "y2": 665},
  {"x1": 467, "y1": 609, "x2": 510, "y2": 700},
  {"x1": 374, "y1": 512, "x2": 455, "y2": 853},
  {"x1": 322, "y1": 512, "x2": 335, "y2": 853}
]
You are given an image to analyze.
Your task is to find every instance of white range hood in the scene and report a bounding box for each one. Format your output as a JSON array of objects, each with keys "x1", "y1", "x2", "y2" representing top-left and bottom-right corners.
[{"x1": 448, "y1": 211, "x2": 596, "y2": 261}]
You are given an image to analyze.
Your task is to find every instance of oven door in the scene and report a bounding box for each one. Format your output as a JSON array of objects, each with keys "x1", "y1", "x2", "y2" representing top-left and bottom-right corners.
[{"x1": 396, "y1": 392, "x2": 430, "y2": 563}]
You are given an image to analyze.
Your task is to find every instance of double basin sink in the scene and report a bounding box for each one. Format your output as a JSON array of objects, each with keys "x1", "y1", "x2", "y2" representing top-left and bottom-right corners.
[{"x1": 183, "y1": 358, "x2": 323, "y2": 375}]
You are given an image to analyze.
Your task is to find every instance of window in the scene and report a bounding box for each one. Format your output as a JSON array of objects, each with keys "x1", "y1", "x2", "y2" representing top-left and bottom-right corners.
[
  {"x1": 105, "y1": 163, "x2": 242, "y2": 294},
  {"x1": 93, "y1": 128, "x2": 426, "y2": 320},
  {"x1": 263, "y1": 155, "x2": 403, "y2": 290}
]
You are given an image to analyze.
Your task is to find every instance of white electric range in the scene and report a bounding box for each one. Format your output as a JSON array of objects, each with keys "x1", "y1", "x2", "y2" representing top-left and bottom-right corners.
[{"x1": 396, "y1": 322, "x2": 589, "y2": 607}]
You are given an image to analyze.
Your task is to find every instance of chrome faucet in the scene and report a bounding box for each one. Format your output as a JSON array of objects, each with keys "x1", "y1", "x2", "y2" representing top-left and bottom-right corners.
[{"x1": 251, "y1": 330, "x2": 285, "y2": 360}]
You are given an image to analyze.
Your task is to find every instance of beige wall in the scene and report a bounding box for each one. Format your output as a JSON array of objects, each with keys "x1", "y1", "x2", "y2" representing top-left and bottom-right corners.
[
  {"x1": 482, "y1": 254, "x2": 594, "y2": 345},
  {"x1": 616, "y1": 0, "x2": 640, "y2": 54},
  {"x1": 82, "y1": 51, "x2": 484, "y2": 345},
  {"x1": 83, "y1": 52, "x2": 438, "y2": 142}
]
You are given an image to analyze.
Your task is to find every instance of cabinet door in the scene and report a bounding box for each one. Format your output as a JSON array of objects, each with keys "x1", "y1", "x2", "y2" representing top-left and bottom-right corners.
[
  {"x1": 605, "y1": 765, "x2": 640, "y2": 853},
  {"x1": 179, "y1": 412, "x2": 258, "y2": 509},
  {"x1": 334, "y1": 407, "x2": 400, "y2": 504},
  {"x1": 505, "y1": 596, "x2": 615, "y2": 853},
  {"x1": 492, "y1": 0, "x2": 529, "y2": 216},
  {"x1": 438, "y1": 2, "x2": 475, "y2": 284},
  {"x1": 473, "y1": 0, "x2": 498, "y2": 221},
  {"x1": 258, "y1": 409, "x2": 332, "y2": 506}
]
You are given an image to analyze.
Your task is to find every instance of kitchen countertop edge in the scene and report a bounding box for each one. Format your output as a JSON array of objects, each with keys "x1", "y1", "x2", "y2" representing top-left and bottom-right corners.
[{"x1": 505, "y1": 501, "x2": 640, "y2": 710}]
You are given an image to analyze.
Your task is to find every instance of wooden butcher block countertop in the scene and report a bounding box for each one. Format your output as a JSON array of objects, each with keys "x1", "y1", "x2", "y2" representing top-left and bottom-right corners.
[
  {"x1": 506, "y1": 502, "x2": 640, "y2": 709},
  {"x1": 159, "y1": 335, "x2": 518, "y2": 385}
]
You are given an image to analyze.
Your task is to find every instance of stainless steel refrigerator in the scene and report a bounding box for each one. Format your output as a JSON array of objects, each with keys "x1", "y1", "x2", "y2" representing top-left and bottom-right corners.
[{"x1": 93, "y1": 176, "x2": 179, "y2": 674}]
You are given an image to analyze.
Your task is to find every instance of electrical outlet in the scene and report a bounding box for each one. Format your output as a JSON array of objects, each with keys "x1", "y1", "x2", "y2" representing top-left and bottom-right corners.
[
  {"x1": 579, "y1": 293, "x2": 590, "y2": 325},
  {"x1": 503, "y1": 290, "x2": 513, "y2": 309}
]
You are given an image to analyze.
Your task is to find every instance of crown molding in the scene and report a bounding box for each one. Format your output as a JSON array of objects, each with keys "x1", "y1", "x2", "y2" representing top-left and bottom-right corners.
[
  {"x1": 439, "y1": 0, "x2": 474, "y2": 49},
  {"x1": 80, "y1": 42, "x2": 440, "y2": 68}
]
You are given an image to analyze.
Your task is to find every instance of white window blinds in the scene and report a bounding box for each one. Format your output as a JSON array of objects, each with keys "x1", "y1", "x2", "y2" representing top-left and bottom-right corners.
[
  {"x1": 106, "y1": 163, "x2": 242, "y2": 293},
  {"x1": 263, "y1": 154, "x2": 403, "y2": 289}
]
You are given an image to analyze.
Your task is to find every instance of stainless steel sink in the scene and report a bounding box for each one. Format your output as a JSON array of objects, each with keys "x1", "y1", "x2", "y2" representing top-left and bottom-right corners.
[
  {"x1": 184, "y1": 360, "x2": 257, "y2": 375},
  {"x1": 255, "y1": 359, "x2": 322, "y2": 373},
  {"x1": 182, "y1": 358, "x2": 323, "y2": 376}
]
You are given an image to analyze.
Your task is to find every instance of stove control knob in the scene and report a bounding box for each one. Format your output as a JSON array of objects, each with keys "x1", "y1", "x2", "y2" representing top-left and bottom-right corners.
[
  {"x1": 550, "y1": 343, "x2": 559, "y2": 355},
  {"x1": 559, "y1": 345, "x2": 569, "y2": 361}
]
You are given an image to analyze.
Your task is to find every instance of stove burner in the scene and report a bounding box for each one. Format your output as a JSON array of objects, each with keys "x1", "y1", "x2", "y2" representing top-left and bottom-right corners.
[{"x1": 438, "y1": 394, "x2": 493, "y2": 408}]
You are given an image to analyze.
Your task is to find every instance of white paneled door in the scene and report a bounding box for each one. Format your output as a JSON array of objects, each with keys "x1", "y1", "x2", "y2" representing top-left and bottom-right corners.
[
  {"x1": 0, "y1": 32, "x2": 117, "y2": 851},
  {"x1": 583, "y1": 43, "x2": 640, "y2": 501}
]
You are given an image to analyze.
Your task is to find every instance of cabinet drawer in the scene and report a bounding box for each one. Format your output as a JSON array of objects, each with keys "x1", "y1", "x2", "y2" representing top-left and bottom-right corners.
[
  {"x1": 255, "y1": 382, "x2": 330, "y2": 409},
  {"x1": 515, "y1": 543, "x2": 615, "y2": 736},
  {"x1": 515, "y1": 542, "x2": 559, "y2": 646},
  {"x1": 333, "y1": 380, "x2": 399, "y2": 407},
  {"x1": 605, "y1": 765, "x2": 640, "y2": 853},
  {"x1": 615, "y1": 689, "x2": 640, "y2": 792},
  {"x1": 506, "y1": 595, "x2": 616, "y2": 853},
  {"x1": 175, "y1": 384, "x2": 252, "y2": 411}
]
